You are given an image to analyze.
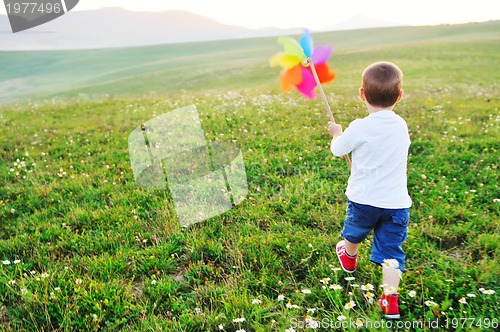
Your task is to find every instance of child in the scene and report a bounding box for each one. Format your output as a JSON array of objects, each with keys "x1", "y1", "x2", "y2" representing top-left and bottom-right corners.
[{"x1": 328, "y1": 61, "x2": 412, "y2": 319}]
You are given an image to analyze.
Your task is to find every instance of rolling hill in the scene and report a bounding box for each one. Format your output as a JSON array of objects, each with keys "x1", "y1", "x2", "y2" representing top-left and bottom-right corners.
[
  {"x1": 0, "y1": 21, "x2": 499, "y2": 104},
  {"x1": 0, "y1": 7, "x2": 300, "y2": 50}
]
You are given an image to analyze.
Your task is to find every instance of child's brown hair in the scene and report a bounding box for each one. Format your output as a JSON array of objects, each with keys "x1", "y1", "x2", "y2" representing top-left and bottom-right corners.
[{"x1": 362, "y1": 62, "x2": 403, "y2": 108}]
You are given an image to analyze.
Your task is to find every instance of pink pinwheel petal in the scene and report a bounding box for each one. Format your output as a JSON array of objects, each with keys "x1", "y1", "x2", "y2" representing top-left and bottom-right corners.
[
  {"x1": 311, "y1": 44, "x2": 333, "y2": 65},
  {"x1": 296, "y1": 67, "x2": 317, "y2": 99}
]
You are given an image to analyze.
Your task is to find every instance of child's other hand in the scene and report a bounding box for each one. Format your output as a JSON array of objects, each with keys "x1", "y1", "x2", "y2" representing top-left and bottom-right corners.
[{"x1": 328, "y1": 121, "x2": 343, "y2": 137}]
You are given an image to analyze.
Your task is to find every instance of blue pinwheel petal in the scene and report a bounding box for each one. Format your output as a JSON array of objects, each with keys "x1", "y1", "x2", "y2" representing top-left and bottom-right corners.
[{"x1": 299, "y1": 29, "x2": 314, "y2": 58}]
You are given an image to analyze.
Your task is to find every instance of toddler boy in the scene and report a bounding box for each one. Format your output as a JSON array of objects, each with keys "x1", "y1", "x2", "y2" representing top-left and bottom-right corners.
[{"x1": 328, "y1": 61, "x2": 412, "y2": 319}]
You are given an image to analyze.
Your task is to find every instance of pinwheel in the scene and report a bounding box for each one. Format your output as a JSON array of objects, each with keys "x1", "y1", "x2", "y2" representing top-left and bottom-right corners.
[
  {"x1": 269, "y1": 30, "x2": 351, "y2": 167},
  {"x1": 269, "y1": 30, "x2": 334, "y2": 98}
]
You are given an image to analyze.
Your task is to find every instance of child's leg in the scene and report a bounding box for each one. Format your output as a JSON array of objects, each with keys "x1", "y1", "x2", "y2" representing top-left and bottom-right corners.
[
  {"x1": 370, "y1": 207, "x2": 410, "y2": 278},
  {"x1": 372, "y1": 207, "x2": 410, "y2": 319},
  {"x1": 379, "y1": 263, "x2": 403, "y2": 319},
  {"x1": 382, "y1": 265, "x2": 402, "y2": 294},
  {"x1": 344, "y1": 239, "x2": 359, "y2": 257},
  {"x1": 340, "y1": 201, "x2": 377, "y2": 257},
  {"x1": 338, "y1": 200, "x2": 379, "y2": 272}
]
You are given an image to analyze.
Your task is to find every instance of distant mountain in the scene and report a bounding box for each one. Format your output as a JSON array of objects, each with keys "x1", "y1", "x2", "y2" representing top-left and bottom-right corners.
[
  {"x1": 0, "y1": 8, "x2": 412, "y2": 51},
  {"x1": 0, "y1": 7, "x2": 301, "y2": 50},
  {"x1": 323, "y1": 15, "x2": 406, "y2": 31}
]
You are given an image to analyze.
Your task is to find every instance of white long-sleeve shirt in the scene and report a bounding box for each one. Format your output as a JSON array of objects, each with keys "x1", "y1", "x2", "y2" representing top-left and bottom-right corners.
[{"x1": 331, "y1": 110, "x2": 412, "y2": 209}]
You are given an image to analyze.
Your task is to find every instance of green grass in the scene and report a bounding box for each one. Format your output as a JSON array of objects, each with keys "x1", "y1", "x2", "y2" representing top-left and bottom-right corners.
[{"x1": 1, "y1": 22, "x2": 499, "y2": 331}]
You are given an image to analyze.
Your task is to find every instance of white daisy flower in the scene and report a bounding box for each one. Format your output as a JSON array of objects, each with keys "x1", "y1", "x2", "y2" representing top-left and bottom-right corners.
[
  {"x1": 344, "y1": 300, "x2": 356, "y2": 310},
  {"x1": 319, "y1": 277, "x2": 331, "y2": 284},
  {"x1": 425, "y1": 300, "x2": 438, "y2": 307},
  {"x1": 364, "y1": 291, "x2": 375, "y2": 298},
  {"x1": 383, "y1": 259, "x2": 399, "y2": 269},
  {"x1": 307, "y1": 319, "x2": 319, "y2": 328},
  {"x1": 385, "y1": 286, "x2": 397, "y2": 294},
  {"x1": 286, "y1": 302, "x2": 300, "y2": 309},
  {"x1": 361, "y1": 283, "x2": 374, "y2": 291}
]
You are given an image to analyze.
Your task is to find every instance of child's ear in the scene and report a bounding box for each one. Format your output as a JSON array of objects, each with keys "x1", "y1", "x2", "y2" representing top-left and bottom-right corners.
[
  {"x1": 359, "y1": 87, "x2": 366, "y2": 101},
  {"x1": 396, "y1": 89, "x2": 404, "y2": 102}
]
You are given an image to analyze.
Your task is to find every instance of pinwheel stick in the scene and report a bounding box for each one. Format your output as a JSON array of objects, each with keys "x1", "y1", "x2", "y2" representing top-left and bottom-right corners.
[
  {"x1": 306, "y1": 58, "x2": 335, "y2": 123},
  {"x1": 306, "y1": 58, "x2": 352, "y2": 168}
]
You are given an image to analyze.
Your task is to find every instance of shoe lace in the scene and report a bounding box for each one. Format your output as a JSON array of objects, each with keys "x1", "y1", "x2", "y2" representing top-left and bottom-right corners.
[{"x1": 338, "y1": 246, "x2": 355, "y2": 258}]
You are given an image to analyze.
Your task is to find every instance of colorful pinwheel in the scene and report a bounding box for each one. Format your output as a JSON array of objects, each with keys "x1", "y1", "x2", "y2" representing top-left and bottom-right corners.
[
  {"x1": 269, "y1": 30, "x2": 336, "y2": 99},
  {"x1": 269, "y1": 30, "x2": 351, "y2": 168}
]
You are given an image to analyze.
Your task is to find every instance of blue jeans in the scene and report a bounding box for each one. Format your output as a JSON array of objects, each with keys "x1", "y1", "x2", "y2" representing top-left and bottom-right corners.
[{"x1": 340, "y1": 200, "x2": 410, "y2": 272}]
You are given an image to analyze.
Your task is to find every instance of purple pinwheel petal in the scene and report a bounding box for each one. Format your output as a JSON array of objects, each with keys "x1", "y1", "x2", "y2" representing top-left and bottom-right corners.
[
  {"x1": 296, "y1": 67, "x2": 316, "y2": 99},
  {"x1": 311, "y1": 45, "x2": 333, "y2": 65}
]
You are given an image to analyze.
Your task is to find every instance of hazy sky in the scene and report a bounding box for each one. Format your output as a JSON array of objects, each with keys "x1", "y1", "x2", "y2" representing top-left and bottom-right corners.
[{"x1": 2, "y1": 0, "x2": 499, "y2": 29}]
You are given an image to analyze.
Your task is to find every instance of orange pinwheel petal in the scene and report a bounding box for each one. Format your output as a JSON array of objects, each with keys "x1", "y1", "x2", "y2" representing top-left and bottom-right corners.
[{"x1": 280, "y1": 65, "x2": 302, "y2": 92}]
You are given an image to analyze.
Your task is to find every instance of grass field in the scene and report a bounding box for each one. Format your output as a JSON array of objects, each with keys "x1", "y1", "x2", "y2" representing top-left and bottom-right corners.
[{"x1": 1, "y1": 22, "x2": 499, "y2": 331}]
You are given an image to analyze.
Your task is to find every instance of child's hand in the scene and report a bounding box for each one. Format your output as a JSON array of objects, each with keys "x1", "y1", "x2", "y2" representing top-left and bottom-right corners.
[{"x1": 328, "y1": 121, "x2": 343, "y2": 137}]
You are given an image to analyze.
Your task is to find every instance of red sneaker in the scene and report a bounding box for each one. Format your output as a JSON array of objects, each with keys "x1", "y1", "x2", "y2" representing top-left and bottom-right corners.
[
  {"x1": 336, "y1": 240, "x2": 357, "y2": 273},
  {"x1": 378, "y1": 294, "x2": 400, "y2": 319}
]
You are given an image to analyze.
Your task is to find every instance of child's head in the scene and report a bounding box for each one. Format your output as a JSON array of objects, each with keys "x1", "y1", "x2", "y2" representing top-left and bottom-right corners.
[{"x1": 361, "y1": 61, "x2": 403, "y2": 108}]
